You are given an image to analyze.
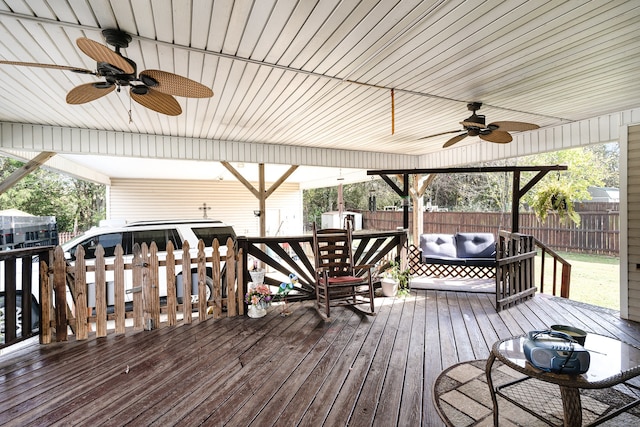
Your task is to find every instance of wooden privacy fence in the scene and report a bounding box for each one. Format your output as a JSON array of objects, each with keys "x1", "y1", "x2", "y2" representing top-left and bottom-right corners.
[
  {"x1": 40, "y1": 238, "x2": 243, "y2": 344},
  {"x1": 364, "y1": 209, "x2": 619, "y2": 255}
]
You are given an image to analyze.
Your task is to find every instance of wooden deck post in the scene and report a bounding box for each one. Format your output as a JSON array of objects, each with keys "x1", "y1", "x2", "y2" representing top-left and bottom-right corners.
[
  {"x1": 39, "y1": 259, "x2": 52, "y2": 344},
  {"x1": 53, "y1": 246, "x2": 67, "y2": 342}
]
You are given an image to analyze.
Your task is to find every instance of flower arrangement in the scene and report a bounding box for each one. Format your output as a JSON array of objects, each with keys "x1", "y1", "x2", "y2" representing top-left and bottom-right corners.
[{"x1": 245, "y1": 284, "x2": 272, "y2": 307}]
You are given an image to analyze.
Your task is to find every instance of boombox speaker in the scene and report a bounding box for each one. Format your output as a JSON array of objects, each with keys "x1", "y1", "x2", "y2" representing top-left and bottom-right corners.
[{"x1": 524, "y1": 330, "x2": 590, "y2": 375}]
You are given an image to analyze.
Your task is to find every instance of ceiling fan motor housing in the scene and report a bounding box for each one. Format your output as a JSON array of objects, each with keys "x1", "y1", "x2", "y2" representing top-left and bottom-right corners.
[
  {"x1": 465, "y1": 113, "x2": 485, "y2": 127},
  {"x1": 102, "y1": 29, "x2": 132, "y2": 49},
  {"x1": 464, "y1": 102, "x2": 485, "y2": 127}
]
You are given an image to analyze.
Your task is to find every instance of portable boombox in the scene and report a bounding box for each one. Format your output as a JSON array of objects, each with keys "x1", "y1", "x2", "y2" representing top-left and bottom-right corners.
[{"x1": 523, "y1": 330, "x2": 591, "y2": 375}]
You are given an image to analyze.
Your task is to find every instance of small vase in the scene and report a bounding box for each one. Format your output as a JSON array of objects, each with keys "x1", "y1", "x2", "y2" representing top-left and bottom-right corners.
[
  {"x1": 248, "y1": 303, "x2": 267, "y2": 318},
  {"x1": 249, "y1": 269, "x2": 265, "y2": 285}
]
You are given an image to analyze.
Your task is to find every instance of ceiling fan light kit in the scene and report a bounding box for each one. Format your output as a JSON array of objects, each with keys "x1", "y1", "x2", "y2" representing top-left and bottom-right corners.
[
  {"x1": 0, "y1": 29, "x2": 213, "y2": 116},
  {"x1": 420, "y1": 102, "x2": 539, "y2": 148}
]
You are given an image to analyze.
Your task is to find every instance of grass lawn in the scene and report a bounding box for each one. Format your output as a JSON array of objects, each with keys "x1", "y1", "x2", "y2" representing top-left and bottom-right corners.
[{"x1": 535, "y1": 251, "x2": 620, "y2": 311}]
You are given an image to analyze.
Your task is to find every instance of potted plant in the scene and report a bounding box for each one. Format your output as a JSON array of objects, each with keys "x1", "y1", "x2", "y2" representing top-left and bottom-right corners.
[
  {"x1": 530, "y1": 184, "x2": 581, "y2": 226},
  {"x1": 380, "y1": 260, "x2": 411, "y2": 297},
  {"x1": 245, "y1": 284, "x2": 272, "y2": 318}
]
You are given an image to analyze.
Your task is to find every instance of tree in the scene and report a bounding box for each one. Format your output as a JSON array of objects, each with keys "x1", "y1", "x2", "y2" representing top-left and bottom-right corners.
[
  {"x1": 426, "y1": 164, "x2": 510, "y2": 212},
  {"x1": 0, "y1": 157, "x2": 105, "y2": 232},
  {"x1": 585, "y1": 143, "x2": 619, "y2": 188},
  {"x1": 519, "y1": 146, "x2": 607, "y2": 207},
  {"x1": 303, "y1": 143, "x2": 618, "y2": 224}
]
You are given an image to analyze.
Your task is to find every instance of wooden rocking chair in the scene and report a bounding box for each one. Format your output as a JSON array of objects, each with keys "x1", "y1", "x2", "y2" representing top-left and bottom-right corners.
[{"x1": 312, "y1": 224, "x2": 375, "y2": 320}]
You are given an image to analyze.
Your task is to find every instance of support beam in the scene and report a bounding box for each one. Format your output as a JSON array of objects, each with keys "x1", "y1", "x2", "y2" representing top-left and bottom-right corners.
[
  {"x1": 380, "y1": 173, "x2": 410, "y2": 229},
  {"x1": 0, "y1": 151, "x2": 56, "y2": 195},
  {"x1": 221, "y1": 161, "x2": 299, "y2": 237},
  {"x1": 259, "y1": 164, "x2": 266, "y2": 238},
  {"x1": 409, "y1": 174, "x2": 435, "y2": 246},
  {"x1": 369, "y1": 165, "x2": 567, "y2": 234}
]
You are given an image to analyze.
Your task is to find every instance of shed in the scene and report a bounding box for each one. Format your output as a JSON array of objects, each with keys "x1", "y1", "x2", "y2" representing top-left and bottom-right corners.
[{"x1": 321, "y1": 211, "x2": 363, "y2": 231}]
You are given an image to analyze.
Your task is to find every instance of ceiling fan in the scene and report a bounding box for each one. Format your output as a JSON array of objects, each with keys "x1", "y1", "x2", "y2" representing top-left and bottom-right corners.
[
  {"x1": 420, "y1": 102, "x2": 539, "y2": 148},
  {"x1": 0, "y1": 29, "x2": 213, "y2": 116}
]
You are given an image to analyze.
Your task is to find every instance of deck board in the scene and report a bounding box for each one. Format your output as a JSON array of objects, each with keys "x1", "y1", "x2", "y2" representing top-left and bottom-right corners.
[{"x1": 1, "y1": 290, "x2": 640, "y2": 426}]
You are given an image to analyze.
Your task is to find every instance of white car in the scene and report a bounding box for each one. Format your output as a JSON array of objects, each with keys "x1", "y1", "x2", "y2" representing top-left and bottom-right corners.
[{"x1": 62, "y1": 219, "x2": 236, "y2": 306}]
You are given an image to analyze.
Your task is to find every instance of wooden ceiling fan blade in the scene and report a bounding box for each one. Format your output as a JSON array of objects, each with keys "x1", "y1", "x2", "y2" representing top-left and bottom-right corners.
[
  {"x1": 0, "y1": 60, "x2": 95, "y2": 74},
  {"x1": 418, "y1": 129, "x2": 461, "y2": 140},
  {"x1": 480, "y1": 130, "x2": 512, "y2": 143},
  {"x1": 76, "y1": 37, "x2": 134, "y2": 74},
  {"x1": 131, "y1": 88, "x2": 182, "y2": 115},
  {"x1": 66, "y1": 82, "x2": 114, "y2": 104},
  {"x1": 489, "y1": 121, "x2": 540, "y2": 132},
  {"x1": 139, "y1": 70, "x2": 213, "y2": 98},
  {"x1": 443, "y1": 133, "x2": 468, "y2": 148}
]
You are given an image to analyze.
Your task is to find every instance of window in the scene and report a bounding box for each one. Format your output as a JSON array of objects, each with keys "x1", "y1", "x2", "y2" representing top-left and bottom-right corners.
[
  {"x1": 132, "y1": 229, "x2": 182, "y2": 252},
  {"x1": 78, "y1": 232, "x2": 123, "y2": 258},
  {"x1": 191, "y1": 226, "x2": 236, "y2": 246}
]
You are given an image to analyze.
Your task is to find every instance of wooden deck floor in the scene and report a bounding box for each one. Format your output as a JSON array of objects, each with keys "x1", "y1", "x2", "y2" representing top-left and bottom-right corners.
[{"x1": 2, "y1": 290, "x2": 640, "y2": 426}]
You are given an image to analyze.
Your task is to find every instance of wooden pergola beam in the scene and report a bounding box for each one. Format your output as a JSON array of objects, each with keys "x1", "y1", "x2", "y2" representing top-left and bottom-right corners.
[
  {"x1": 368, "y1": 165, "x2": 568, "y2": 232},
  {"x1": 0, "y1": 151, "x2": 56, "y2": 196},
  {"x1": 221, "y1": 161, "x2": 299, "y2": 237}
]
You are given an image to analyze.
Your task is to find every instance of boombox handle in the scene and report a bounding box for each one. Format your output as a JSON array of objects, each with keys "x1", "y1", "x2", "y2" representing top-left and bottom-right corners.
[{"x1": 528, "y1": 329, "x2": 577, "y2": 344}]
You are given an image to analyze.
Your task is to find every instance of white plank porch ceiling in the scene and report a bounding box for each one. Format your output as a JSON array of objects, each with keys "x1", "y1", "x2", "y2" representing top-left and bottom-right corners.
[{"x1": 0, "y1": 0, "x2": 639, "y2": 184}]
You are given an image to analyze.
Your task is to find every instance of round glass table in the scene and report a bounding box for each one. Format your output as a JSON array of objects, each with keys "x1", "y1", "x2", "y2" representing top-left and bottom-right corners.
[{"x1": 486, "y1": 333, "x2": 640, "y2": 426}]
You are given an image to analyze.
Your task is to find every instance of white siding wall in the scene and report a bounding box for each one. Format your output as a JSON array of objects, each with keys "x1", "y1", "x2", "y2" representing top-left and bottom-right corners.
[
  {"x1": 108, "y1": 179, "x2": 302, "y2": 238},
  {"x1": 625, "y1": 125, "x2": 640, "y2": 321}
]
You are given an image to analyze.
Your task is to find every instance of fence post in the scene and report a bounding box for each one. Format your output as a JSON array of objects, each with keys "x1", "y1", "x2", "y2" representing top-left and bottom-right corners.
[
  {"x1": 142, "y1": 243, "x2": 153, "y2": 330},
  {"x1": 561, "y1": 264, "x2": 571, "y2": 298},
  {"x1": 114, "y1": 245, "x2": 126, "y2": 334},
  {"x1": 182, "y1": 240, "x2": 192, "y2": 324},
  {"x1": 75, "y1": 245, "x2": 88, "y2": 340},
  {"x1": 237, "y1": 236, "x2": 249, "y2": 291},
  {"x1": 132, "y1": 243, "x2": 144, "y2": 330},
  {"x1": 212, "y1": 239, "x2": 222, "y2": 319},
  {"x1": 95, "y1": 245, "x2": 107, "y2": 337},
  {"x1": 236, "y1": 247, "x2": 245, "y2": 316},
  {"x1": 149, "y1": 242, "x2": 160, "y2": 329},
  {"x1": 165, "y1": 241, "x2": 177, "y2": 326},
  {"x1": 226, "y1": 238, "x2": 237, "y2": 317},
  {"x1": 399, "y1": 229, "x2": 408, "y2": 270},
  {"x1": 53, "y1": 245, "x2": 67, "y2": 342},
  {"x1": 197, "y1": 240, "x2": 208, "y2": 321},
  {"x1": 40, "y1": 258, "x2": 52, "y2": 344}
]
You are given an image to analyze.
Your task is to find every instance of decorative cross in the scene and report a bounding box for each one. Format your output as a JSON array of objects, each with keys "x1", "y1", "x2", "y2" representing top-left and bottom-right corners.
[{"x1": 199, "y1": 202, "x2": 211, "y2": 219}]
